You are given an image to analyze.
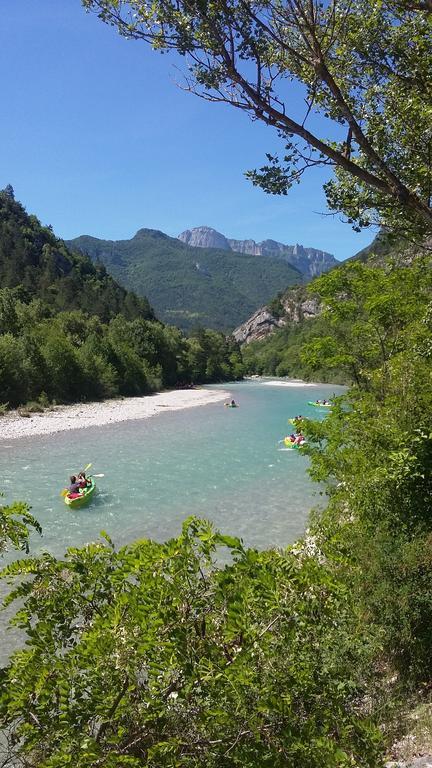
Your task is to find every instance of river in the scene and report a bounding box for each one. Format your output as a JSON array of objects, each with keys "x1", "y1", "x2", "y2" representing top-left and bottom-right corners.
[{"x1": 1, "y1": 380, "x2": 343, "y2": 556}]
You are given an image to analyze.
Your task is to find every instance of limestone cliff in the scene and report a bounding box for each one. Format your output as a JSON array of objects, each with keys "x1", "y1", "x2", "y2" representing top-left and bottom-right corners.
[
  {"x1": 178, "y1": 226, "x2": 337, "y2": 279},
  {"x1": 233, "y1": 287, "x2": 321, "y2": 345},
  {"x1": 178, "y1": 226, "x2": 231, "y2": 251}
]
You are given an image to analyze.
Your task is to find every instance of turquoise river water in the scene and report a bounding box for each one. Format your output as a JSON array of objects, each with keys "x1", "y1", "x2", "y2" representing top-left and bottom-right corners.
[{"x1": 2, "y1": 380, "x2": 344, "y2": 556}]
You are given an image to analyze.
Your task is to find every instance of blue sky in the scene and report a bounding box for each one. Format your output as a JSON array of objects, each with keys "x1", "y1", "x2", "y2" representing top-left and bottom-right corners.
[{"x1": 1, "y1": 0, "x2": 374, "y2": 260}]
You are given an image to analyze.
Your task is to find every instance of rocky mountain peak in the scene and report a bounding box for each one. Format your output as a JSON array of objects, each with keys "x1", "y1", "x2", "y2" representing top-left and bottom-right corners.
[
  {"x1": 178, "y1": 226, "x2": 338, "y2": 279},
  {"x1": 178, "y1": 226, "x2": 230, "y2": 251}
]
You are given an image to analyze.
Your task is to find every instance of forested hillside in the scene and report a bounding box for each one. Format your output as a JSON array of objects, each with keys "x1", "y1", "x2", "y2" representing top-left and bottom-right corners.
[
  {"x1": 0, "y1": 189, "x2": 244, "y2": 407},
  {"x1": 67, "y1": 228, "x2": 302, "y2": 331},
  {"x1": 0, "y1": 187, "x2": 153, "y2": 323}
]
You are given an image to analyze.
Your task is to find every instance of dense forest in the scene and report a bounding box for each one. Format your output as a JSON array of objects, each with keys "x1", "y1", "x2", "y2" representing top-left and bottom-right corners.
[
  {"x1": 0, "y1": 188, "x2": 244, "y2": 408},
  {"x1": 67, "y1": 229, "x2": 302, "y2": 332}
]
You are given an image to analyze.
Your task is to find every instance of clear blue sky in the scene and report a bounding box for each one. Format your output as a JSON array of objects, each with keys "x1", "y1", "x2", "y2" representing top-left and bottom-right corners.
[{"x1": 1, "y1": 0, "x2": 374, "y2": 260}]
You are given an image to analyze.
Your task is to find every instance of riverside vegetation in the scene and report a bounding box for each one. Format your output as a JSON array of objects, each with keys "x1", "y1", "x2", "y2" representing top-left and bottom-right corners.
[{"x1": 1, "y1": 0, "x2": 431, "y2": 763}]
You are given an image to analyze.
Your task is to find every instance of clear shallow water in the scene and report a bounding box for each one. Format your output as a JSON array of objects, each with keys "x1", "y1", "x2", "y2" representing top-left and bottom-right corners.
[{"x1": 1, "y1": 380, "x2": 344, "y2": 557}]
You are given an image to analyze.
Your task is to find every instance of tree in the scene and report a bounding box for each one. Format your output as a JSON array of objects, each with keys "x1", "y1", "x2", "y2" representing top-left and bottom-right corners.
[
  {"x1": 0, "y1": 518, "x2": 383, "y2": 767},
  {"x1": 0, "y1": 497, "x2": 41, "y2": 556},
  {"x1": 82, "y1": 0, "x2": 432, "y2": 236},
  {"x1": 301, "y1": 259, "x2": 432, "y2": 393},
  {"x1": 2, "y1": 184, "x2": 15, "y2": 200}
]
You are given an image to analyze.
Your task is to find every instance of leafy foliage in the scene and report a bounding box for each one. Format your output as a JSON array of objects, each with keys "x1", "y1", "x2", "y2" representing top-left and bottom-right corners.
[
  {"x1": 0, "y1": 497, "x2": 41, "y2": 556},
  {"x1": 0, "y1": 295, "x2": 243, "y2": 407},
  {"x1": 82, "y1": 0, "x2": 432, "y2": 237},
  {"x1": 0, "y1": 519, "x2": 383, "y2": 767}
]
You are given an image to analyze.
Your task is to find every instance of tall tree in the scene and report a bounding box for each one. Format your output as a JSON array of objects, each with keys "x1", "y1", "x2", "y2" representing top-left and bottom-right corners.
[{"x1": 82, "y1": 0, "x2": 432, "y2": 237}]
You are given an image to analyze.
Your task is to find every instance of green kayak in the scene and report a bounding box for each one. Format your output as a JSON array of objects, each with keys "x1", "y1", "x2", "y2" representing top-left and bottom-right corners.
[
  {"x1": 64, "y1": 478, "x2": 96, "y2": 509},
  {"x1": 283, "y1": 437, "x2": 306, "y2": 449},
  {"x1": 307, "y1": 401, "x2": 332, "y2": 408}
]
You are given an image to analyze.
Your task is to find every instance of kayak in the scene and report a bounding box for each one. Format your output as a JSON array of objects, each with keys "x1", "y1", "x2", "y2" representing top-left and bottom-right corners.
[
  {"x1": 283, "y1": 437, "x2": 306, "y2": 449},
  {"x1": 225, "y1": 404, "x2": 239, "y2": 408},
  {"x1": 64, "y1": 478, "x2": 96, "y2": 508},
  {"x1": 308, "y1": 401, "x2": 332, "y2": 408}
]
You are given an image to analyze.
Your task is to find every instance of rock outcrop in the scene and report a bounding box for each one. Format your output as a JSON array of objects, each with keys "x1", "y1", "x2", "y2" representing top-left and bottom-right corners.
[
  {"x1": 232, "y1": 307, "x2": 286, "y2": 345},
  {"x1": 178, "y1": 226, "x2": 337, "y2": 279},
  {"x1": 178, "y1": 226, "x2": 231, "y2": 251},
  {"x1": 228, "y1": 238, "x2": 337, "y2": 278},
  {"x1": 233, "y1": 287, "x2": 321, "y2": 345}
]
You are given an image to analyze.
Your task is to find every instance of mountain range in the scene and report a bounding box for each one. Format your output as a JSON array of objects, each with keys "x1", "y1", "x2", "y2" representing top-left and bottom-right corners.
[
  {"x1": 178, "y1": 226, "x2": 338, "y2": 279},
  {"x1": 67, "y1": 226, "x2": 337, "y2": 332}
]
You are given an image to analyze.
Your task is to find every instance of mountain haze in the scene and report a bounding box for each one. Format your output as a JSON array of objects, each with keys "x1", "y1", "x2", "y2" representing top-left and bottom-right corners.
[
  {"x1": 67, "y1": 228, "x2": 302, "y2": 332},
  {"x1": 178, "y1": 226, "x2": 338, "y2": 279}
]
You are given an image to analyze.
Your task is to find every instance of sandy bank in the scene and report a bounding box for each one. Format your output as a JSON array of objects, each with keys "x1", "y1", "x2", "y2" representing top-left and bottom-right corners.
[
  {"x1": 0, "y1": 388, "x2": 230, "y2": 443},
  {"x1": 260, "y1": 380, "x2": 318, "y2": 388}
]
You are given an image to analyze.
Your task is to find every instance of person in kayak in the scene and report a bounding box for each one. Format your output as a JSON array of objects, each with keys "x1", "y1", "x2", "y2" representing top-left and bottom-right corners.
[
  {"x1": 294, "y1": 433, "x2": 305, "y2": 445},
  {"x1": 68, "y1": 475, "x2": 82, "y2": 499},
  {"x1": 77, "y1": 472, "x2": 90, "y2": 488}
]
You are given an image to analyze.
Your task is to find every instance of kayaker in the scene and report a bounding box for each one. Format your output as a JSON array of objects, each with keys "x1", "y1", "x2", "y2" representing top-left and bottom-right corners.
[
  {"x1": 78, "y1": 472, "x2": 90, "y2": 488},
  {"x1": 294, "y1": 433, "x2": 305, "y2": 445},
  {"x1": 68, "y1": 475, "x2": 82, "y2": 499}
]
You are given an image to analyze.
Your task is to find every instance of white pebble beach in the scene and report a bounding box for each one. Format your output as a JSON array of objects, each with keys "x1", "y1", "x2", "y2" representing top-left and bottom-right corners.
[{"x1": 0, "y1": 388, "x2": 230, "y2": 443}]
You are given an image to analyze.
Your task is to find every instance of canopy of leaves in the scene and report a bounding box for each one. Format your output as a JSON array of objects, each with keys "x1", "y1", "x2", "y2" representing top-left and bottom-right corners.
[
  {"x1": 0, "y1": 497, "x2": 41, "y2": 556},
  {"x1": 82, "y1": 0, "x2": 432, "y2": 237},
  {"x1": 0, "y1": 519, "x2": 383, "y2": 768}
]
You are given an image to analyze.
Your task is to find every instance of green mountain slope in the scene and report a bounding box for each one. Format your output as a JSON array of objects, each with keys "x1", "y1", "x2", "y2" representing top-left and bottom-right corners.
[
  {"x1": 67, "y1": 229, "x2": 302, "y2": 332},
  {"x1": 0, "y1": 189, "x2": 244, "y2": 407},
  {"x1": 0, "y1": 190, "x2": 154, "y2": 323}
]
